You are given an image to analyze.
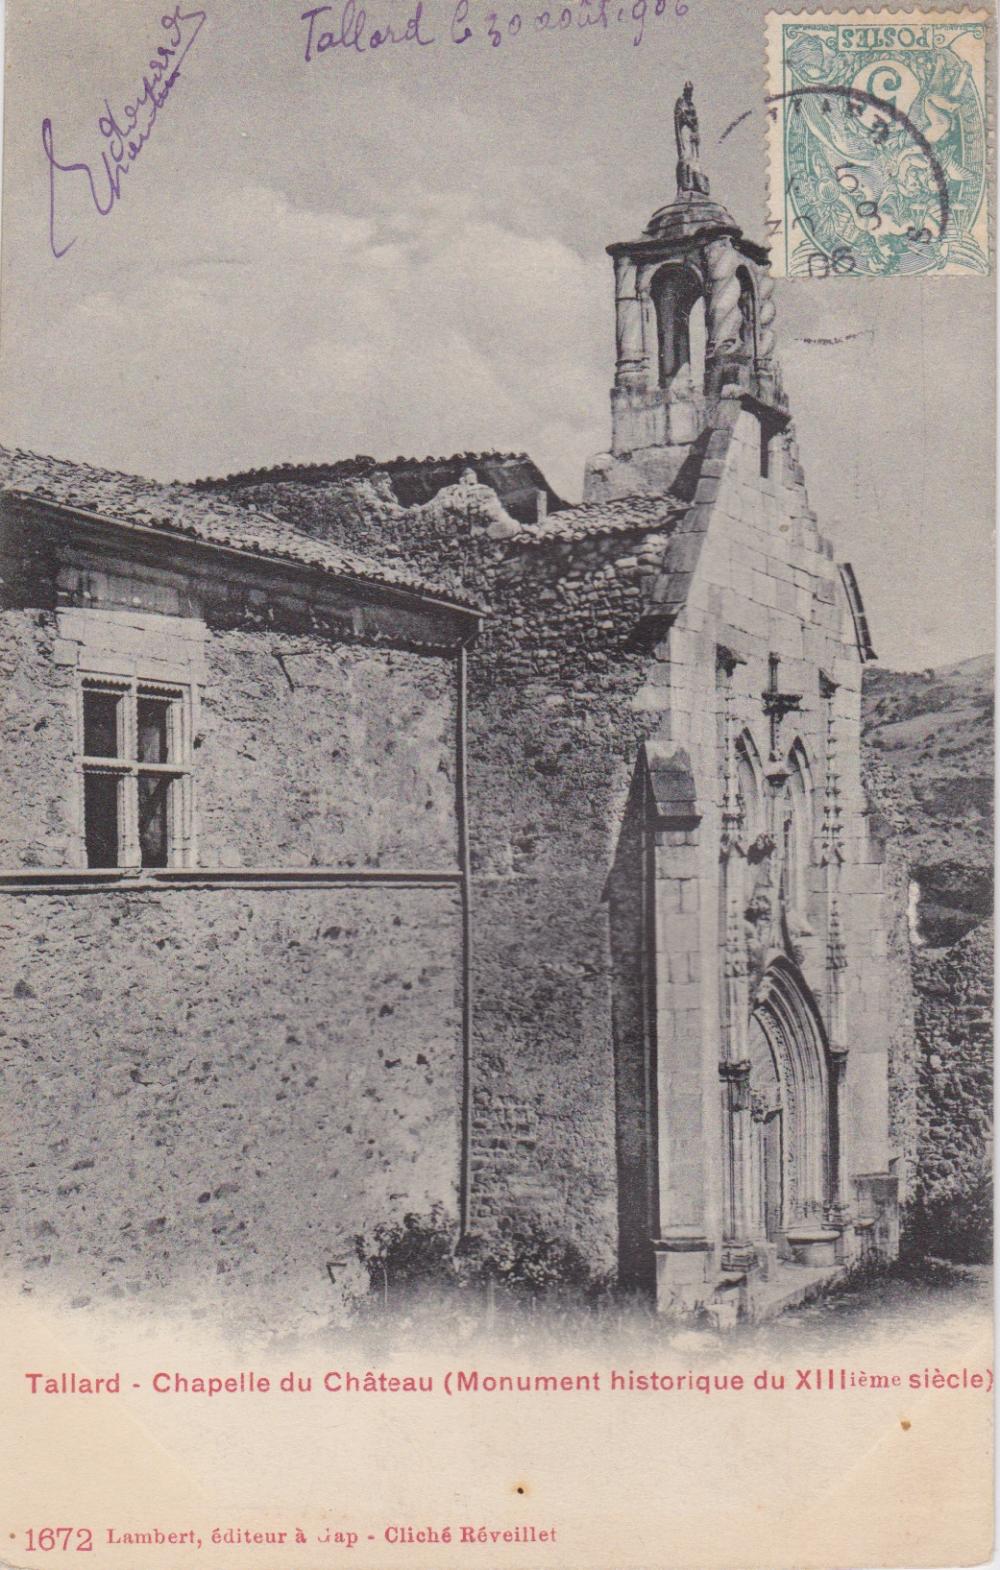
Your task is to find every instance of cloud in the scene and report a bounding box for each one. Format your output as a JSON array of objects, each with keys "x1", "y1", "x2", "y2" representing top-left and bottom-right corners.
[{"x1": 2, "y1": 181, "x2": 610, "y2": 497}]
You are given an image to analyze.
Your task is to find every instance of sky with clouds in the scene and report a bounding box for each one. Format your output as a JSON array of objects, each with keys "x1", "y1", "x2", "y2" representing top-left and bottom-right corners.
[{"x1": 1, "y1": 0, "x2": 993, "y2": 666}]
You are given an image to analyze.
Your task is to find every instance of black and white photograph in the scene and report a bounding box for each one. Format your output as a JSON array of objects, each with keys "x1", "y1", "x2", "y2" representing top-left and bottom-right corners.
[{"x1": 0, "y1": 1, "x2": 994, "y2": 1564}]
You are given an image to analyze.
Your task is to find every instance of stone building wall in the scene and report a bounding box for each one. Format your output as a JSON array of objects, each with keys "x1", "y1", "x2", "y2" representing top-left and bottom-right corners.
[
  {"x1": 228, "y1": 472, "x2": 677, "y2": 1268},
  {"x1": 910, "y1": 921, "x2": 993, "y2": 1261},
  {"x1": 462, "y1": 527, "x2": 662, "y2": 1266},
  {"x1": 0, "y1": 539, "x2": 466, "y2": 1327},
  {"x1": 237, "y1": 415, "x2": 914, "y2": 1280},
  {"x1": 0, "y1": 614, "x2": 79, "y2": 867},
  {"x1": 197, "y1": 633, "x2": 457, "y2": 869},
  {"x1": 0, "y1": 885, "x2": 462, "y2": 1329},
  {"x1": 1, "y1": 410, "x2": 911, "y2": 1311}
]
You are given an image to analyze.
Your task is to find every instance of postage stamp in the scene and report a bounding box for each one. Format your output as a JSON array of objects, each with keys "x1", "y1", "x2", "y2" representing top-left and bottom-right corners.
[{"x1": 765, "y1": 10, "x2": 992, "y2": 276}]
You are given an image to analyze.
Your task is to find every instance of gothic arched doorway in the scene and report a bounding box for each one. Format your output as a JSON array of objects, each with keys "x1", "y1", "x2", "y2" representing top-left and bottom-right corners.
[
  {"x1": 747, "y1": 1015, "x2": 784, "y2": 1241},
  {"x1": 747, "y1": 959, "x2": 830, "y2": 1243}
]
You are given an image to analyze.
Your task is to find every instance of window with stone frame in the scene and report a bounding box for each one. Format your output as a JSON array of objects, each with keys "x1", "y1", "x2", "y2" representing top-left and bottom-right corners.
[{"x1": 79, "y1": 676, "x2": 194, "y2": 869}]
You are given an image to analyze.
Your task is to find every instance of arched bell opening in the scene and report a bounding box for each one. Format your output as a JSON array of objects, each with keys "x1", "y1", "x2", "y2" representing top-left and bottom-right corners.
[
  {"x1": 736, "y1": 265, "x2": 758, "y2": 361},
  {"x1": 651, "y1": 264, "x2": 707, "y2": 392}
]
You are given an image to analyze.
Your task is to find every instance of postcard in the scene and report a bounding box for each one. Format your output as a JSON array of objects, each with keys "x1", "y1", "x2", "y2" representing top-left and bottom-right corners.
[{"x1": 0, "y1": 0, "x2": 994, "y2": 1566}]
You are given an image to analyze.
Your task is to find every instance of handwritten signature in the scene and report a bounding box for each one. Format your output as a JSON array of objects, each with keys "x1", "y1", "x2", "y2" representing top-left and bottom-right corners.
[
  {"x1": 301, "y1": 0, "x2": 688, "y2": 57},
  {"x1": 43, "y1": 6, "x2": 207, "y2": 259}
]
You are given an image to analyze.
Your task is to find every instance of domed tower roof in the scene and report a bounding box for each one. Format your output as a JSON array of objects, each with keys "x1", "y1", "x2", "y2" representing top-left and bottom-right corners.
[
  {"x1": 583, "y1": 83, "x2": 786, "y2": 505},
  {"x1": 642, "y1": 190, "x2": 742, "y2": 244}
]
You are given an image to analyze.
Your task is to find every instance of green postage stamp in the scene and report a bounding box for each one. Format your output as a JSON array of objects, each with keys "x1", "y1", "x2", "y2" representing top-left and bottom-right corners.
[{"x1": 765, "y1": 10, "x2": 991, "y2": 275}]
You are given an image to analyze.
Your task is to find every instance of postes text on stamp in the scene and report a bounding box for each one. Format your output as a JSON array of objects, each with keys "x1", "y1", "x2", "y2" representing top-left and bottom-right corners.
[{"x1": 765, "y1": 10, "x2": 991, "y2": 276}]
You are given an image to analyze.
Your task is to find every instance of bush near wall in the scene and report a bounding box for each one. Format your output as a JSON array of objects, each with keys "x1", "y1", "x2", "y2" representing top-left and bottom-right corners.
[{"x1": 354, "y1": 1207, "x2": 601, "y2": 1306}]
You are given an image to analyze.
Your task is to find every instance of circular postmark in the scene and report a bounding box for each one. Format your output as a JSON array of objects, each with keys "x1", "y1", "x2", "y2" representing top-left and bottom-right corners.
[{"x1": 772, "y1": 23, "x2": 988, "y2": 277}]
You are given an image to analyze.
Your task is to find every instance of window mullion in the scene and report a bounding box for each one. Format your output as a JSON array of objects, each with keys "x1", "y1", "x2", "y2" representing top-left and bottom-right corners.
[
  {"x1": 120, "y1": 767, "x2": 140, "y2": 871},
  {"x1": 122, "y1": 683, "x2": 141, "y2": 871},
  {"x1": 166, "y1": 774, "x2": 177, "y2": 868}
]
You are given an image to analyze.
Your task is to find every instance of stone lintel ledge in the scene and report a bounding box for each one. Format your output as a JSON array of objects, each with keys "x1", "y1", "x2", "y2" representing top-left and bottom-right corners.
[
  {"x1": 653, "y1": 1229, "x2": 714, "y2": 1253},
  {"x1": 0, "y1": 866, "x2": 464, "y2": 894},
  {"x1": 626, "y1": 609, "x2": 676, "y2": 651},
  {"x1": 643, "y1": 741, "x2": 701, "y2": 829}
]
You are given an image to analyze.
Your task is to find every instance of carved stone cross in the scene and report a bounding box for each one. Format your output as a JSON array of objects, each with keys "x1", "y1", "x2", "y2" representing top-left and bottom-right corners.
[{"x1": 762, "y1": 653, "x2": 801, "y2": 765}]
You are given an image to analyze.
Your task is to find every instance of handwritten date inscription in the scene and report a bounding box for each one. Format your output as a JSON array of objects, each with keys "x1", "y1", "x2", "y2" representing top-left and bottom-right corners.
[
  {"x1": 43, "y1": 6, "x2": 207, "y2": 259},
  {"x1": 301, "y1": 0, "x2": 689, "y2": 58}
]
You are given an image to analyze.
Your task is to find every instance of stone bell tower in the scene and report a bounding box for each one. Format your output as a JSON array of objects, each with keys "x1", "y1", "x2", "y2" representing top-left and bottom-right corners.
[{"x1": 584, "y1": 84, "x2": 785, "y2": 503}]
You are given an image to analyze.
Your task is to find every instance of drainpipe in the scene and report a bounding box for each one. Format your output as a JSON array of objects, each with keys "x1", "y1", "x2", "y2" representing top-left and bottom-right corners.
[{"x1": 457, "y1": 641, "x2": 474, "y2": 1238}]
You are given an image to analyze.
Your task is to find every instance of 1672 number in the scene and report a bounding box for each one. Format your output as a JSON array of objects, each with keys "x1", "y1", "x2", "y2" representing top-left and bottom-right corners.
[{"x1": 24, "y1": 1528, "x2": 94, "y2": 1553}]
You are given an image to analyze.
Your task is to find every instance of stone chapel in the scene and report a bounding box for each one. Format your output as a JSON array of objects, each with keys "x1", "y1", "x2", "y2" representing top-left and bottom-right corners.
[{"x1": 0, "y1": 90, "x2": 913, "y2": 1324}]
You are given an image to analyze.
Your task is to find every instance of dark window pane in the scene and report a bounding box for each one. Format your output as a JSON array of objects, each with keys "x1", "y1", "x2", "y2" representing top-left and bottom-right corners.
[
  {"x1": 138, "y1": 773, "x2": 171, "y2": 867},
  {"x1": 84, "y1": 772, "x2": 120, "y2": 867},
  {"x1": 137, "y1": 696, "x2": 171, "y2": 764},
  {"x1": 83, "y1": 690, "x2": 121, "y2": 758}
]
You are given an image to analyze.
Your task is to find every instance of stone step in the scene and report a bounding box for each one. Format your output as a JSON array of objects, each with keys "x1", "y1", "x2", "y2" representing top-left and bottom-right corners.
[{"x1": 743, "y1": 1261, "x2": 845, "y2": 1322}]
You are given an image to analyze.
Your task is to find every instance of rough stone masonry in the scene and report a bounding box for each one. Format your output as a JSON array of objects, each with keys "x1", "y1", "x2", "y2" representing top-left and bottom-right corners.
[{"x1": 0, "y1": 96, "x2": 914, "y2": 1326}]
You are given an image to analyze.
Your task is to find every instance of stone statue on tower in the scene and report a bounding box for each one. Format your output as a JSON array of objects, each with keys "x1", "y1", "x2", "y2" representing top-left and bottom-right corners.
[{"x1": 675, "y1": 81, "x2": 710, "y2": 195}]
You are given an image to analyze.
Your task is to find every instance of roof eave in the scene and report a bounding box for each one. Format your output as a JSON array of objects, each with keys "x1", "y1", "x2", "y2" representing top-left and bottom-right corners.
[
  {"x1": 2, "y1": 488, "x2": 485, "y2": 628},
  {"x1": 838, "y1": 561, "x2": 877, "y2": 662}
]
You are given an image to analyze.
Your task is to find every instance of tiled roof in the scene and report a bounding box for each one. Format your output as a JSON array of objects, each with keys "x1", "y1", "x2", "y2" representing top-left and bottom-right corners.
[
  {"x1": 0, "y1": 447, "x2": 481, "y2": 613},
  {"x1": 519, "y1": 494, "x2": 686, "y2": 544},
  {"x1": 196, "y1": 450, "x2": 568, "y2": 527},
  {"x1": 194, "y1": 450, "x2": 534, "y2": 486}
]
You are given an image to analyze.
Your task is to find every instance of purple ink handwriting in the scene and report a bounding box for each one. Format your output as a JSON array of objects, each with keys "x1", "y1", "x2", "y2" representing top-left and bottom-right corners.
[
  {"x1": 301, "y1": 0, "x2": 688, "y2": 58},
  {"x1": 43, "y1": 6, "x2": 207, "y2": 259},
  {"x1": 302, "y1": 0, "x2": 434, "y2": 54}
]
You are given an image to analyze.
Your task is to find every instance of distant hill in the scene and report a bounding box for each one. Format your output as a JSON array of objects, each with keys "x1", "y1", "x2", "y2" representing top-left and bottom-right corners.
[
  {"x1": 862, "y1": 654, "x2": 994, "y2": 948},
  {"x1": 863, "y1": 653, "x2": 993, "y2": 1262}
]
